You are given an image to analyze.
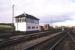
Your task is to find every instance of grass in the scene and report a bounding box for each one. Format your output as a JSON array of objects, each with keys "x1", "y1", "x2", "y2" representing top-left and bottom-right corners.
[
  {"x1": 0, "y1": 25, "x2": 11, "y2": 28},
  {"x1": 0, "y1": 23, "x2": 15, "y2": 33}
]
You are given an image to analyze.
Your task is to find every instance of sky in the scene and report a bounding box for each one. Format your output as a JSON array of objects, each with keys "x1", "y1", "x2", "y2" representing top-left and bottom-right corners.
[{"x1": 0, "y1": 0, "x2": 75, "y2": 26}]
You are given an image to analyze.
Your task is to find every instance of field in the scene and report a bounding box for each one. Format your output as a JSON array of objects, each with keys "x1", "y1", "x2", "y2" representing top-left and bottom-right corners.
[{"x1": 0, "y1": 23, "x2": 15, "y2": 33}]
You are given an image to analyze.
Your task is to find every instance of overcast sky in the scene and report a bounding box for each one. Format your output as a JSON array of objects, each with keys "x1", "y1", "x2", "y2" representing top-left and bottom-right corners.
[{"x1": 0, "y1": 0, "x2": 75, "y2": 26}]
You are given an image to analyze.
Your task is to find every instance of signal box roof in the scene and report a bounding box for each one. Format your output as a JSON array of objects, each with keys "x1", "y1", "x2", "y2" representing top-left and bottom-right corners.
[{"x1": 15, "y1": 13, "x2": 39, "y2": 20}]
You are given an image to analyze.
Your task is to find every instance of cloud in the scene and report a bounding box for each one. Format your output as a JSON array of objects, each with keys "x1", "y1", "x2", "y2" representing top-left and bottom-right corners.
[
  {"x1": 0, "y1": 0, "x2": 12, "y2": 23},
  {"x1": 53, "y1": 20, "x2": 75, "y2": 26},
  {"x1": 39, "y1": 13, "x2": 72, "y2": 23},
  {"x1": 0, "y1": 0, "x2": 75, "y2": 26},
  {"x1": 10, "y1": 0, "x2": 75, "y2": 16}
]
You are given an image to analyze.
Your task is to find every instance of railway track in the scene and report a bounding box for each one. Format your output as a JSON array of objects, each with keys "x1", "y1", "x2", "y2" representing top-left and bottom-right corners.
[
  {"x1": 49, "y1": 30, "x2": 75, "y2": 50},
  {"x1": 0, "y1": 31, "x2": 63, "y2": 50},
  {"x1": 25, "y1": 30, "x2": 75, "y2": 50},
  {"x1": 0, "y1": 31, "x2": 49, "y2": 47},
  {"x1": 1, "y1": 30, "x2": 74, "y2": 50},
  {"x1": 67, "y1": 31, "x2": 75, "y2": 50},
  {"x1": 25, "y1": 31, "x2": 66, "y2": 50},
  {"x1": 0, "y1": 31, "x2": 59, "y2": 48},
  {"x1": 49, "y1": 34, "x2": 67, "y2": 50}
]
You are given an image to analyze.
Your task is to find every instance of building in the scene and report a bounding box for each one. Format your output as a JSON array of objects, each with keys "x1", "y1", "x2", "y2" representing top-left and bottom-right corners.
[
  {"x1": 43, "y1": 24, "x2": 50, "y2": 31},
  {"x1": 14, "y1": 13, "x2": 39, "y2": 32}
]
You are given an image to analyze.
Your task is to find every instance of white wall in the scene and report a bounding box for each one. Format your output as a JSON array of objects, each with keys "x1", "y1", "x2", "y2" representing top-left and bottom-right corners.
[
  {"x1": 26, "y1": 23, "x2": 39, "y2": 31},
  {"x1": 14, "y1": 22, "x2": 39, "y2": 31},
  {"x1": 14, "y1": 22, "x2": 26, "y2": 31}
]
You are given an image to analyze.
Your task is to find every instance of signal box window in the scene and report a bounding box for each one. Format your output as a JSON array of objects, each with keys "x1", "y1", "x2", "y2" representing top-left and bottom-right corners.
[
  {"x1": 36, "y1": 27, "x2": 38, "y2": 28},
  {"x1": 28, "y1": 26, "x2": 31, "y2": 29},
  {"x1": 32, "y1": 26, "x2": 35, "y2": 29}
]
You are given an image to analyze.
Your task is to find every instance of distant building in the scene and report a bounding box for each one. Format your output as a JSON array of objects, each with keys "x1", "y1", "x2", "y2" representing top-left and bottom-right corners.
[
  {"x1": 14, "y1": 13, "x2": 39, "y2": 32},
  {"x1": 43, "y1": 24, "x2": 50, "y2": 31},
  {"x1": 39, "y1": 26, "x2": 44, "y2": 31}
]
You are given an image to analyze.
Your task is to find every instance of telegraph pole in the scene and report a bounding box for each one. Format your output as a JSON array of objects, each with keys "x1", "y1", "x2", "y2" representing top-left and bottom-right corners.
[
  {"x1": 50, "y1": 16, "x2": 52, "y2": 26},
  {"x1": 12, "y1": 4, "x2": 14, "y2": 24},
  {"x1": 12, "y1": 4, "x2": 15, "y2": 32}
]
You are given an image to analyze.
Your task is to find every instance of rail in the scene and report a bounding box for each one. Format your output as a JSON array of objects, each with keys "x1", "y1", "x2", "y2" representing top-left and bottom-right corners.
[
  {"x1": 0, "y1": 31, "x2": 56, "y2": 47},
  {"x1": 49, "y1": 34, "x2": 67, "y2": 50}
]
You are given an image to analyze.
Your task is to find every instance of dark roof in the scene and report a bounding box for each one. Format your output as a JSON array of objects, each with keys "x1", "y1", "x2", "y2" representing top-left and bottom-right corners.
[{"x1": 15, "y1": 13, "x2": 39, "y2": 20}]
